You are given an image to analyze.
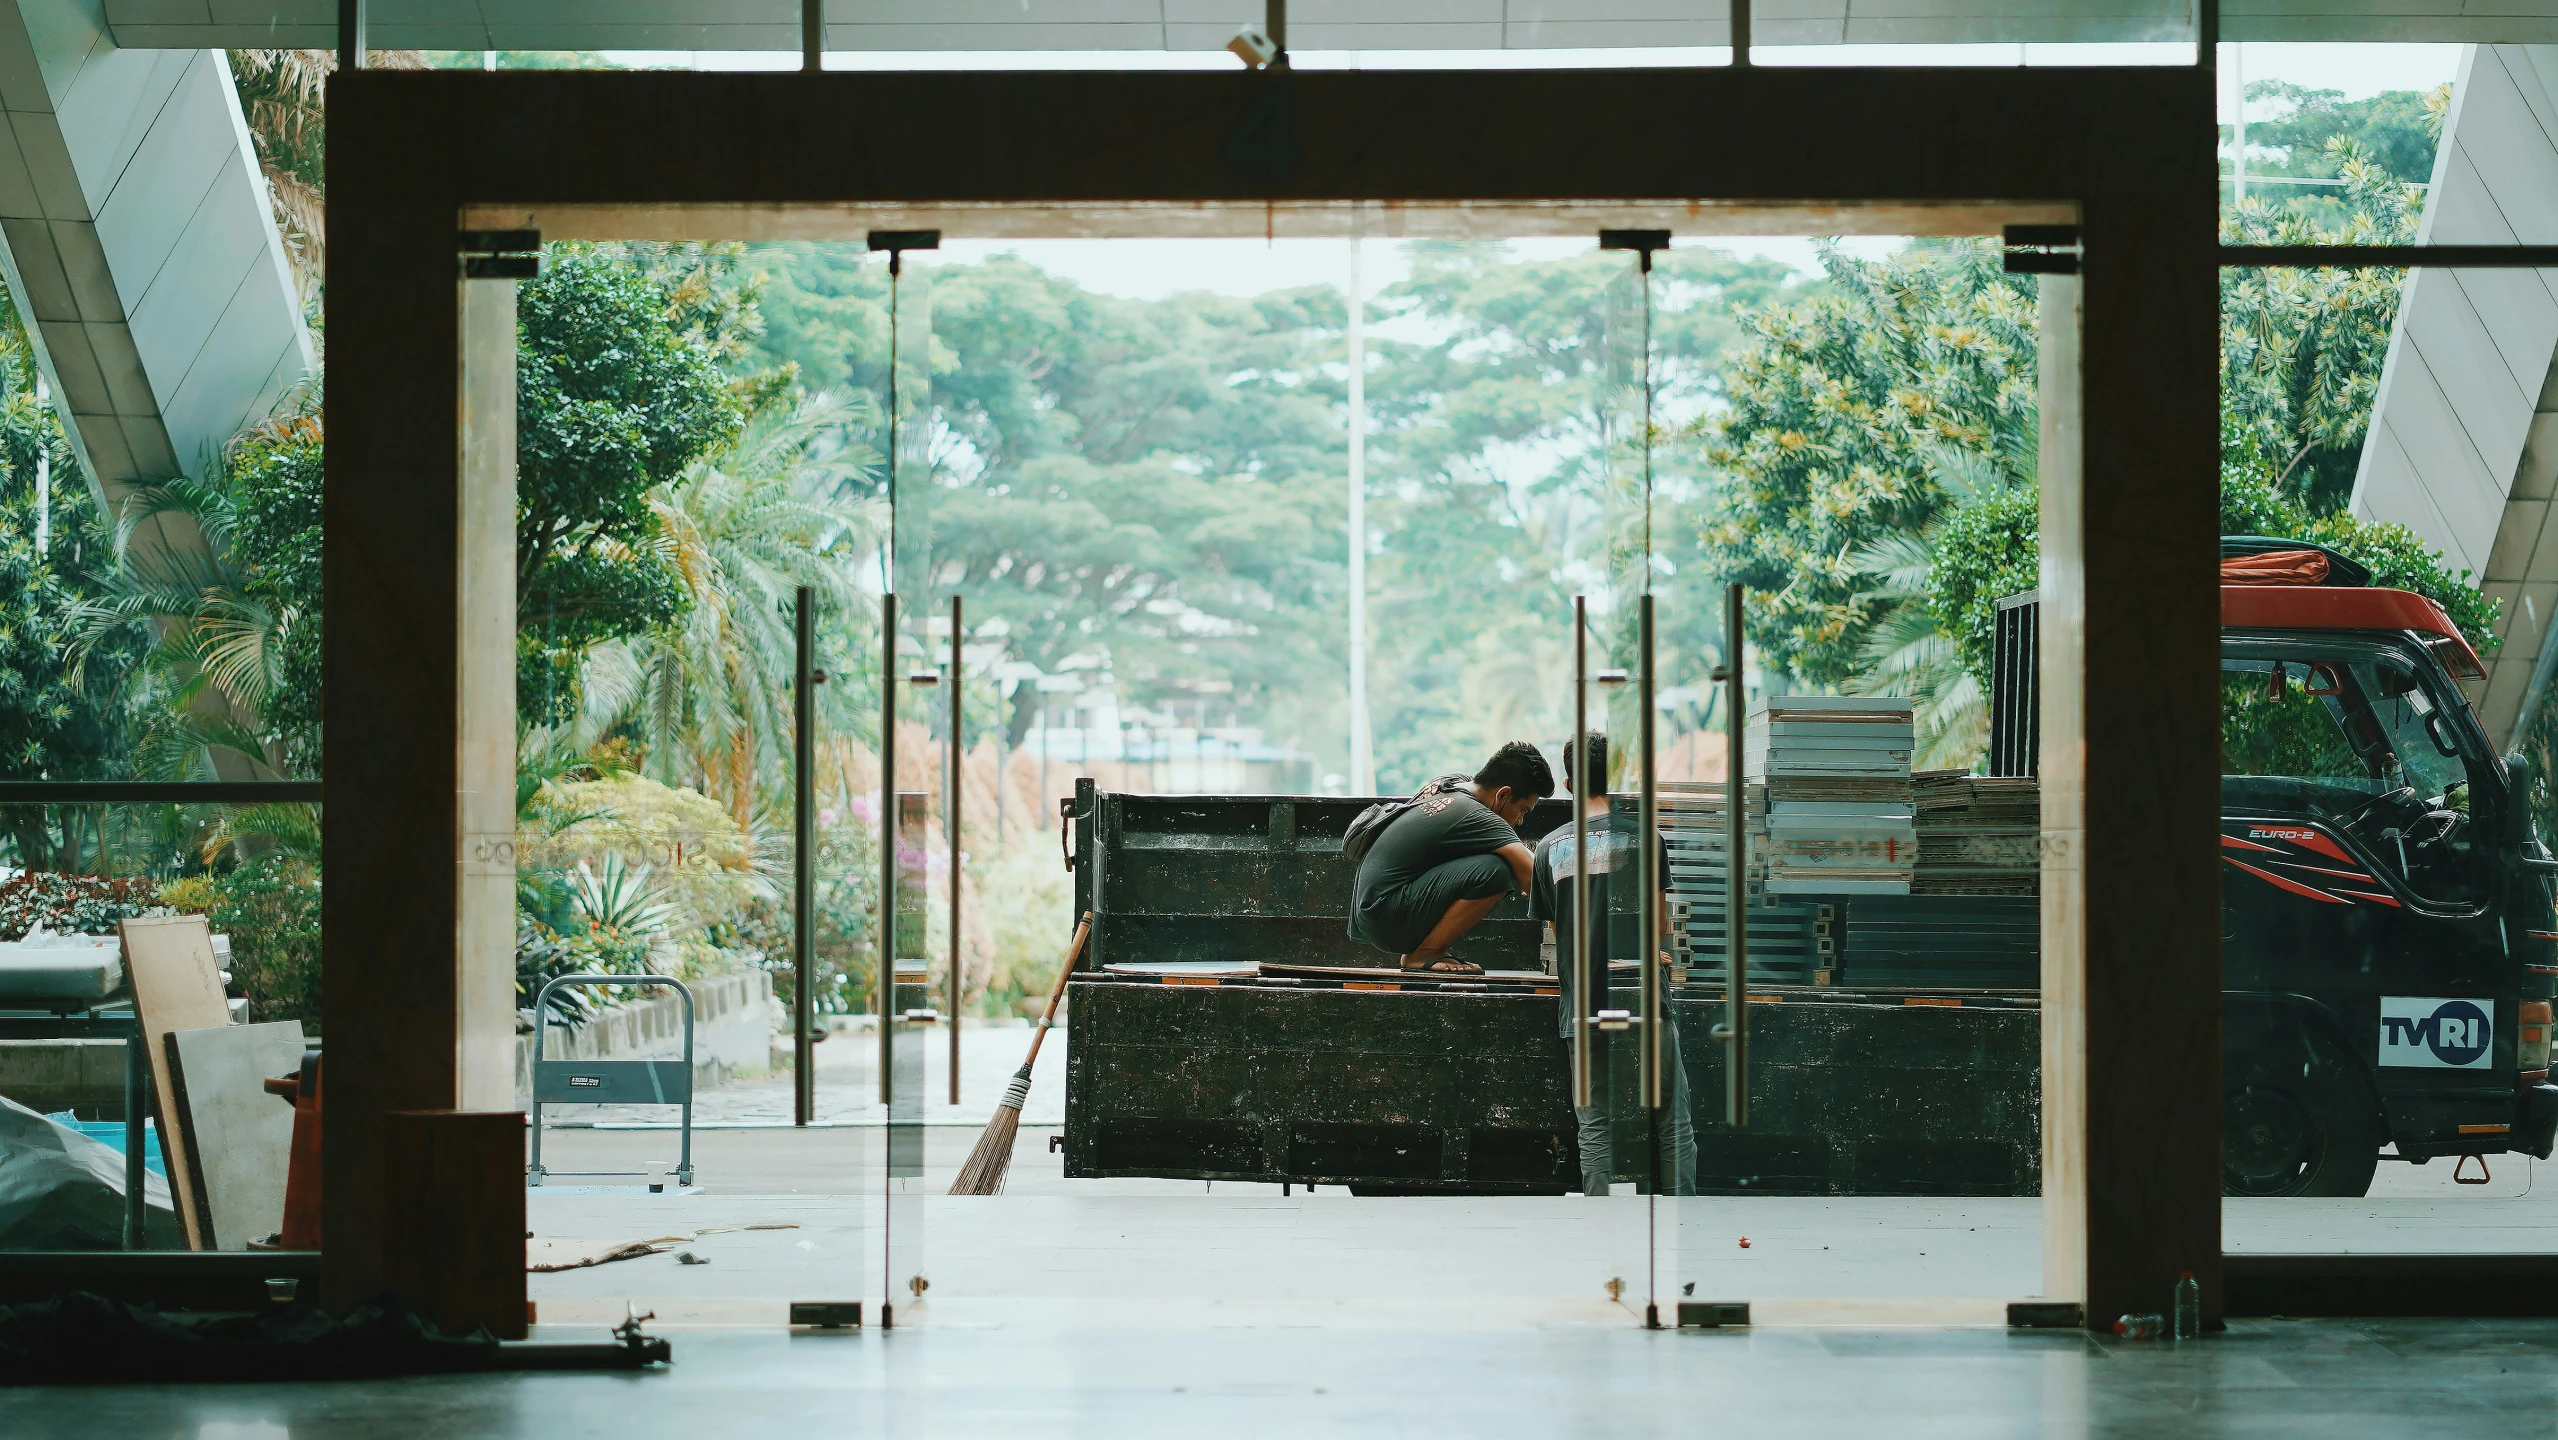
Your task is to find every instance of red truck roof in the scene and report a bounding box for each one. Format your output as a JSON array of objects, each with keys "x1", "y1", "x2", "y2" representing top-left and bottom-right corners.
[{"x1": 2222, "y1": 585, "x2": 2487, "y2": 681}]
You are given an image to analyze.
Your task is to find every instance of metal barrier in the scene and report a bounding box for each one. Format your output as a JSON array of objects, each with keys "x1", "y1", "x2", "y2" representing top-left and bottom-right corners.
[{"x1": 525, "y1": 973, "x2": 695, "y2": 1188}]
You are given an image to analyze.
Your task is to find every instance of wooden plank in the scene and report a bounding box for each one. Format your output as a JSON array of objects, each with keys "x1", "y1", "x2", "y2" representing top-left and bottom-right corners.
[
  {"x1": 165, "y1": 1021, "x2": 305, "y2": 1250},
  {"x1": 119, "y1": 916, "x2": 230, "y2": 1250},
  {"x1": 381, "y1": 1111, "x2": 527, "y2": 1339}
]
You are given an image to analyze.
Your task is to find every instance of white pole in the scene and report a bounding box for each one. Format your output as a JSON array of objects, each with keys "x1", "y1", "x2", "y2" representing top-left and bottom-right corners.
[
  {"x1": 1346, "y1": 225, "x2": 1376, "y2": 796},
  {"x1": 2232, "y1": 44, "x2": 2247, "y2": 207},
  {"x1": 32, "y1": 375, "x2": 47, "y2": 554}
]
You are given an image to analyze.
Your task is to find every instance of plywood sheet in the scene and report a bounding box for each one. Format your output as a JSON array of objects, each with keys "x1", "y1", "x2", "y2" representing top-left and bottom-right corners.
[
  {"x1": 167, "y1": 1020, "x2": 304, "y2": 1250},
  {"x1": 119, "y1": 915, "x2": 230, "y2": 1249}
]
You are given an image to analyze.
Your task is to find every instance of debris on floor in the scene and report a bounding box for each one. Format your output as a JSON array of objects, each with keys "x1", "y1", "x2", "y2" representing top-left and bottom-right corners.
[
  {"x1": 527, "y1": 1237, "x2": 685, "y2": 1273},
  {"x1": 527, "y1": 1225, "x2": 799, "y2": 1272}
]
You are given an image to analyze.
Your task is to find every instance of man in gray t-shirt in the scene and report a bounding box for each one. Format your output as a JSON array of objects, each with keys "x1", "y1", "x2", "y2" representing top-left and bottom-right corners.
[{"x1": 1348, "y1": 742, "x2": 1553, "y2": 975}]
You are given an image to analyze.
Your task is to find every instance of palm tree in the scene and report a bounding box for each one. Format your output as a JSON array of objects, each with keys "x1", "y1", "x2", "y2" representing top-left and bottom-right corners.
[
  {"x1": 65, "y1": 469, "x2": 287, "y2": 782},
  {"x1": 1844, "y1": 440, "x2": 2030, "y2": 772},
  {"x1": 227, "y1": 49, "x2": 427, "y2": 305},
  {"x1": 581, "y1": 389, "x2": 880, "y2": 826}
]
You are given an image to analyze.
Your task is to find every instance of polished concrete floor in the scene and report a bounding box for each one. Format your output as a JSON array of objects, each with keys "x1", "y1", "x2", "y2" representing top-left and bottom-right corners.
[{"x1": 9, "y1": 1317, "x2": 2558, "y2": 1438}]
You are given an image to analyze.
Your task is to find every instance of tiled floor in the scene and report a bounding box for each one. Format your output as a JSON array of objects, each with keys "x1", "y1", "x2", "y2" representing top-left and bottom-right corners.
[{"x1": 10, "y1": 1317, "x2": 2558, "y2": 1438}]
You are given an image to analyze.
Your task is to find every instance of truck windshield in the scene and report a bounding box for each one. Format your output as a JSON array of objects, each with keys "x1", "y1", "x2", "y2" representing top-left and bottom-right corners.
[
  {"x1": 2223, "y1": 633, "x2": 2488, "y2": 903},
  {"x1": 2223, "y1": 654, "x2": 2464, "y2": 795}
]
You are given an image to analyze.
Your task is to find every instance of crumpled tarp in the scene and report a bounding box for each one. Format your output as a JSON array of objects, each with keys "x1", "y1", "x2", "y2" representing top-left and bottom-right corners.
[
  {"x1": 0, "y1": 1293, "x2": 498, "y2": 1384},
  {"x1": 0, "y1": 1093, "x2": 180, "y2": 1249}
]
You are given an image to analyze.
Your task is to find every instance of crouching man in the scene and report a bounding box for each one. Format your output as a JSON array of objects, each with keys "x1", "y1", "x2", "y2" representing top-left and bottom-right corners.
[{"x1": 1347, "y1": 742, "x2": 1554, "y2": 975}]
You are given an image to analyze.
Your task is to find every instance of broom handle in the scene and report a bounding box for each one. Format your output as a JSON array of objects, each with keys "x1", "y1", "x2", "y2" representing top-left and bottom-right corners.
[{"x1": 1020, "y1": 911, "x2": 1092, "y2": 1071}]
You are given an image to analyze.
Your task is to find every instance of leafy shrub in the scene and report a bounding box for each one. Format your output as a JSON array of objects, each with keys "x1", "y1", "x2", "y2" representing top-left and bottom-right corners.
[
  {"x1": 0, "y1": 872, "x2": 162, "y2": 939},
  {"x1": 1925, "y1": 406, "x2": 2500, "y2": 690},
  {"x1": 157, "y1": 857, "x2": 321, "y2": 1024},
  {"x1": 204, "y1": 856, "x2": 322, "y2": 1024}
]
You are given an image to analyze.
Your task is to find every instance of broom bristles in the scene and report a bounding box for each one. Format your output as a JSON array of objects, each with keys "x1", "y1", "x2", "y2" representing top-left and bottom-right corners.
[{"x1": 948, "y1": 1064, "x2": 1034, "y2": 1196}]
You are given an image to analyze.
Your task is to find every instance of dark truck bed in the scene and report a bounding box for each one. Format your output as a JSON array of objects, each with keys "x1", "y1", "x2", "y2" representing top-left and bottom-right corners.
[{"x1": 1061, "y1": 783, "x2": 2040, "y2": 1196}]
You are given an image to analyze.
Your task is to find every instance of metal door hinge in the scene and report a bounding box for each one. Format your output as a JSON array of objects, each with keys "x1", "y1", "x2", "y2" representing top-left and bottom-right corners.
[
  {"x1": 461, "y1": 229, "x2": 540, "y2": 278},
  {"x1": 2002, "y1": 224, "x2": 2080, "y2": 275}
]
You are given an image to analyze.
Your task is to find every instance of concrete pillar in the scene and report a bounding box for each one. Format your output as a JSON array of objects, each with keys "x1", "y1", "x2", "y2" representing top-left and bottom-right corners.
[
  {"x1": 2037, "y1": 271, "x2": 2088, "y2": 1305},
  {"x1": 456, "y1": 278, "x2": 518, "y2": 1111}
]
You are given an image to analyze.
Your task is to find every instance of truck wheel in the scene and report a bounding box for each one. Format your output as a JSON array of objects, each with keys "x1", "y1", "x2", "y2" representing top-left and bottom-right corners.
[{"x1": 2223, "y1": 1077, "x2": 2380, "y2": 1198}]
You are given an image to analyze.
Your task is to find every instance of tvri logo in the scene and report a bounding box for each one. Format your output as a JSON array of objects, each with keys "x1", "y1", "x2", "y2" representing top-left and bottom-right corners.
[{"x1": 2378, "y1": 997, "x2": 2496, "y2": 1069}]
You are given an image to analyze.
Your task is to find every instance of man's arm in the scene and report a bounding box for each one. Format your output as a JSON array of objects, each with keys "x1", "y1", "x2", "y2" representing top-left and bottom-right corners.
[{"x1": 1497, "y1": 840, "x2": 1535, "y2": 894}]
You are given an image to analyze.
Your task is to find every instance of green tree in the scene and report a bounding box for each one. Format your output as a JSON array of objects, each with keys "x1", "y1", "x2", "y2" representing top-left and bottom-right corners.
[
  {"x1": 574, "y1": 389, "x2": 878, "y2": 825},
  {"x1": 2220, "y1": 151, "x2": 2424, "y2": 517},
  {"x1": 2232, "y1": 82, "x2": 2446, "y2": 190},
  {"x1": 1701, "y1": 238, "x2": 2038, "y2": 691},
  {"x1": 516, "y1": 249, "x2": 743, "y2": 727}
]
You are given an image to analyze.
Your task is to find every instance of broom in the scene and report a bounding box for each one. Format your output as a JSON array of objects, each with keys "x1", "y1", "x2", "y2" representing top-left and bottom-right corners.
[{"x1": 949, "y1": 911, "x2": 1093, "y2": 1195}]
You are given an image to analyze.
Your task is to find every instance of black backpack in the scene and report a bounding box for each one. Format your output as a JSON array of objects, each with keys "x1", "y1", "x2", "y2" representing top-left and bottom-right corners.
[{"x1": 1342, "y1": 775, "x2": 1468, "y2": 869}]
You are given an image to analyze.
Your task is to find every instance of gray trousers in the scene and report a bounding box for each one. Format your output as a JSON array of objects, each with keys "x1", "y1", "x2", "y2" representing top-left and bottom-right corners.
[{"x1": 1576, "y1": 1021, "x2": 1697, "y2": 1196}]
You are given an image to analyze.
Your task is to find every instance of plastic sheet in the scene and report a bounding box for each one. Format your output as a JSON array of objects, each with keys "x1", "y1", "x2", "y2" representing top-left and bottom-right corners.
[{"x1": 0, "y1": 1095, "x2": 178, "y2": 1249}]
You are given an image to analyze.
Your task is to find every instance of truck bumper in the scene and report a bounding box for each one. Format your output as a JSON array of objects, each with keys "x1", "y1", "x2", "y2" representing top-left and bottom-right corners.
[{"x1": 2517, "y1": 1084, "x2": 2558, "y2": 1160}]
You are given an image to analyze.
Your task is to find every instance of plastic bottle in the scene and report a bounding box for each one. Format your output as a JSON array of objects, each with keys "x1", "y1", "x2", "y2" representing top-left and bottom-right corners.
[
  {"x1": 2173, "y1": 1271, "x2": 2201, "y2": 1341},
  {"x1": 2114, "y1": 1314, "x2": 2162, "y2": 1339}
]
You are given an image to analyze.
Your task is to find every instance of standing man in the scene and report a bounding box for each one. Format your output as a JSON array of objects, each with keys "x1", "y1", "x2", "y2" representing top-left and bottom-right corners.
[
  {"x1": 1349, "y1": 741, "x2": 1554, "y2": 975},
  {"x1": 1529, "y1": 732, "x2": 1696, "y2": 1197}
]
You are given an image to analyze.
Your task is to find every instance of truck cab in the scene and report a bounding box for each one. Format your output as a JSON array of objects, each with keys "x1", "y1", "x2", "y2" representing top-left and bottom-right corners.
[{"x1": 2216, "y1": 537, "x2": 2558, "y2": 1195}]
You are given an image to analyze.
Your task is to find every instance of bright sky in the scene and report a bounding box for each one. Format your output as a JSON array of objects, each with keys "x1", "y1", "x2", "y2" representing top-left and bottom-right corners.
[{"x1": 609, "y1": 42, "x2": 2465, "y2": 298}]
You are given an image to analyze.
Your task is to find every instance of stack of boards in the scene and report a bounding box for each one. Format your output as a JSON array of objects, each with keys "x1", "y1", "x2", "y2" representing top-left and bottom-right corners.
[
  {"x1": 1655, "y1": 784, "x2": 1828, "y2": 990},
  {"x1": 1746, "y1": 697, "x2": 1917, "y2": 895},
  {"x1": 1911, "y1": 770, "x2": 2040, "y2": 895},
  {"x1": 1654, "y1": 716, "x2": 2045, "y2": 992}
]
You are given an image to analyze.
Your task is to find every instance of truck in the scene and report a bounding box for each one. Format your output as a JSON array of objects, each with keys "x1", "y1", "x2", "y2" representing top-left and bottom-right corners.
[
  {"x1": 2205, "y1": 538, "x2": 2558, "y2": 1194},
  {"x1": 1057, "y1": 537, "x2": 2558, "y2": 1199}
]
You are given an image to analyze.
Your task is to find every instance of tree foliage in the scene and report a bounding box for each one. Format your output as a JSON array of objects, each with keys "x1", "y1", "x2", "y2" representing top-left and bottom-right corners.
[
  {"x1": 516, "y1": 250, "x2": 743, "y2": 726},
  {"x1": 2220, "y1": 150, "x2": 2425, "y2": 517},
  {"x1": 1702, "y1": 239, "x2": 2037, "y2": 689}
]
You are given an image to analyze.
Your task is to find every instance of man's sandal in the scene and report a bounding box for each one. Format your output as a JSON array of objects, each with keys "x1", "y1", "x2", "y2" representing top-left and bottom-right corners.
[{"x1": 1399, "y1": 949, "x2": 1484, "y2": 975}]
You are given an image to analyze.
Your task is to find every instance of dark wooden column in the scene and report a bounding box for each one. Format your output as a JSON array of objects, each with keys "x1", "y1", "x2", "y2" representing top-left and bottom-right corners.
[
  {"x1": 320, "y1": 80, "x2": 469, "y2": 1308},
  {"x1": 2063, "y1": 149, "x2": 2225, "y2": 1325}
]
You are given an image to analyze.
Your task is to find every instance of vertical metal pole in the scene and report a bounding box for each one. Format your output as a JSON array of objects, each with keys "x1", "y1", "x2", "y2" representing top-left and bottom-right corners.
[
  {"x1": 1570, "y1": 596, "x2": 1593, "y2": 1110},
  {"x1": 879, "y1": 243, "x2": 904, "y2": 1107},
  {"x1": 1640, "y1": 594, "x2": 1663, "y2": 1110},
  {"x1": 337, "y1": 0, "x2": 365, "y2": 70},
  {"x1": 123, "y1": 1030, "x2": 144, "y2": 1249},
  {"x1": 879, "y1": 591, "x2": 897, "y2": 1105},
  {"x1": 1346, "y1": 223, "x2": 1374, "y2": 795},
  {"x1": 948, "y1": 594, "x2": 963, "y2": 1103},
  {"x1": 1729, "y1": 0, "x2": 1750, "y2": 67},
  {"x1": 2231, "y1": 45, "x2": 2246, "y2": 205},
  {"x1": 1723, "y1": 582, "x2": 1749, "y2": 1128},
  {"x1": 801, "y1": 0, "x2": 823, "y2": 72},
  {"x1": 32, "y1": 377, "x2": 46, "y2": 553},
  {"x1": 794, "y1": 586, "x2": 816, "y2": 1126}
]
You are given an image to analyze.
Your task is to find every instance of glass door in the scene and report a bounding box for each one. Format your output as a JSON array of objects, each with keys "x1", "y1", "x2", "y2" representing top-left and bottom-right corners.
[{"x1": 1661, "y1": 236, "x2": 2055, "y2": 1325}]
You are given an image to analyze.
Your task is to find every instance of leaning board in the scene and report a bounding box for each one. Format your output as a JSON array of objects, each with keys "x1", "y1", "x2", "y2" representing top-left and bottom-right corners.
[
  {"x1": 167, "y1": 1021, "x2": 305, "y2": 1249},
  {"x1": 120, "y1": 916, "x2": 232, "y2": 1249}
]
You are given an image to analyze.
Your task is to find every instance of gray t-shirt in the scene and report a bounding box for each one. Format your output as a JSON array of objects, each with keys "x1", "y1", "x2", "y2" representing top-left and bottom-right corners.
[
  {"x1": 1529, "y1": 812, "x2": 1667, "y2": 1039},
  {"x1": 1348, "y1": 780, "x2": 1520, "y2": 949}
]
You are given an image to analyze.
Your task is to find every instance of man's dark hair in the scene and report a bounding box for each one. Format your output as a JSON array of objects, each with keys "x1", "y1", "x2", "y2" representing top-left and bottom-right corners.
[
  {"x1": 1476, "y1": 741, "x2": 1556, "y2": 799},
  {"x1": 1563, "y1": 732, "x2": 1607, "y2": 795}
]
